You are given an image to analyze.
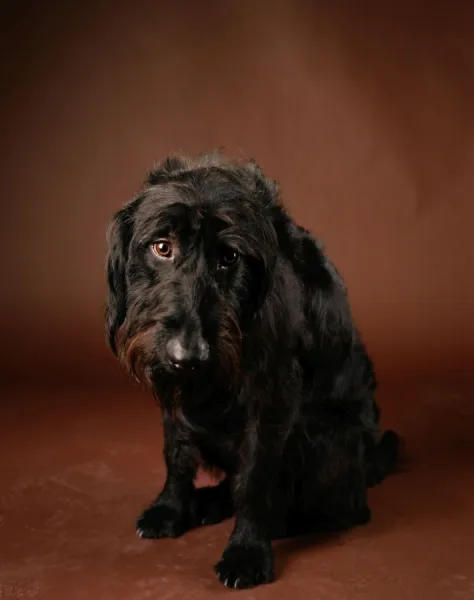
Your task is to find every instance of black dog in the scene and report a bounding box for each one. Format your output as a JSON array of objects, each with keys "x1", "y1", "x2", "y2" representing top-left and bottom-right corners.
[{"x1": 105, "y1": 152, "x2": 400, "y2": 589}]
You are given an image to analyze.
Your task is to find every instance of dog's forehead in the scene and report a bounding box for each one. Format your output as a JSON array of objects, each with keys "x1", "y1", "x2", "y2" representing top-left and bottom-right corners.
[{"x1": 134, "y1": 178, "x2": 262, "y2": 238}]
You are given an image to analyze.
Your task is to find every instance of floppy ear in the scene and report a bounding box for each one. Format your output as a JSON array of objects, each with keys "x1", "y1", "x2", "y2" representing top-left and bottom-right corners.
[
  {"x1": 310, "y1": 251, "x2": 355, "y2": 366},
  {"x1": 237, "y1": 162, "x2": 280, "y2": 311},
  {"x1": 278, "y1": 218, "x2": 355, "y2": 367},
  {"x1": 245, "y1": 161, "x2": 351, "y2": 352},
  {"x1": 246, "y1": 158, "x2": 281, "y2": 208},
  {"x1": 105, "y1": 203, "x2": 137, "y2": 355}
]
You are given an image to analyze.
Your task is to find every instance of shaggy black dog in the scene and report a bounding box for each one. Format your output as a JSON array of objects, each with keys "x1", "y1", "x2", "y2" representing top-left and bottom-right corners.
[{"x1": 105, "y1": 152, "x2": 400, "y2": 589}]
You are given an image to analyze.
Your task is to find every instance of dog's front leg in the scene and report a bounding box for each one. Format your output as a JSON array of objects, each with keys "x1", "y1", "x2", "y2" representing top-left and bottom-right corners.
[
  {"x1": 214, "y1": 412, "x2": 286, "y2": 589},
  {"x1": 136, "y1": 411, "x2": 197, "y2": 539}
]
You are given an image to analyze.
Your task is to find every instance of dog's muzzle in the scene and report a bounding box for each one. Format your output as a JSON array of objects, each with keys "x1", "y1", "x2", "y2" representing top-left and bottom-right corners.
[{"x1": 166, "y1": 335, "x2": 210, "y2": 371}]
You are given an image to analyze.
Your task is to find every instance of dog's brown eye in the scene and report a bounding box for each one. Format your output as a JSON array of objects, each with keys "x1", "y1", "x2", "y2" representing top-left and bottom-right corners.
[
  {"x1": 219, "y1": 247, "x2": 239, "y2": 268},
  {"x1": 152, "y1": 240, "x2": 173, "y2": 259}
]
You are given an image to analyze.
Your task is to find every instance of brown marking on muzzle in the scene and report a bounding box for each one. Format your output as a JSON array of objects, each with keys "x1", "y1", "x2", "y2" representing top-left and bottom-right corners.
[{"x1": 116, "y1": 324, "x2": 155, "y2": 386}]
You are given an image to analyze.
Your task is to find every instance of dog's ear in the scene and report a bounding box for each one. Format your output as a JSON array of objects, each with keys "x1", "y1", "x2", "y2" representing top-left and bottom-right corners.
[
  {"x1": 310, "y1": 255, "x2": 355, "y2": 367},
  {"x1": 236, "y1": 160, "x2": 282, "y2": 311},
  {"x1": 246, "y1": 159, "x2": 280, "y2": 207},
  {"x1": 280, "y1": 220, "x2": 355, "y2": 366},
  {"x1": 105, "y1": 202, "x2": 137, "y2": 355}
]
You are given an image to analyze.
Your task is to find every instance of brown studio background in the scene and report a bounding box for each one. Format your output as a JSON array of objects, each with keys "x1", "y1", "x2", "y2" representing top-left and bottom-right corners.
[
  {"x1": 1, "y1": 0, "x2": 474, "y2": 386},
  {"x1": 1, "y1": 2, "x2": 473, "y2": 599}
]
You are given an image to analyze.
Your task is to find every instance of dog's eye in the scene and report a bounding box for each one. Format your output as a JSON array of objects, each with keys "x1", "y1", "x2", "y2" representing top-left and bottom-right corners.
[
  {"x1": 218, "y1": 247, "x2": 239, "y2": 269},
  {"x1": 152, "y1": 239, "x2": 173, "y2": 259}
]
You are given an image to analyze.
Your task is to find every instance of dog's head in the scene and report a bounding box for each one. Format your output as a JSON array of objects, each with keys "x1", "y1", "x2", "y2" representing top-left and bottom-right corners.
[{"x1": 105, "y1": 152, "x2": 281, "y2": 386}]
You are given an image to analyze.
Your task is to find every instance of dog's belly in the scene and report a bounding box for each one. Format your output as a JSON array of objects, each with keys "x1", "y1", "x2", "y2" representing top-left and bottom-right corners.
[{"x1": 194, "y1": 467, "x2": 226, "y2": 488}]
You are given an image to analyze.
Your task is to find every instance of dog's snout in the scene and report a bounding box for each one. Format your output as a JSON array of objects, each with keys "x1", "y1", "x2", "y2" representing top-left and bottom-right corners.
[{"x1": 166, "y1": 336, "x2": 210, "y2": 370}]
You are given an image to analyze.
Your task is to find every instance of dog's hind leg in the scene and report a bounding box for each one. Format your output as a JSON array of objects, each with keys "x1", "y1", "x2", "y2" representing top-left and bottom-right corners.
[
  {"x1": 270, "y1": 480, "x2": 371, "y2": 540},
  {"x1": 271, "y1": 434, "x2": 372, "y2": 540},
  {"x1": 365, "y1": 429, "x2": 401, "y2": 487},
  {"x1": 275, "y1": 504, "x2": 371, "y2": 539}
]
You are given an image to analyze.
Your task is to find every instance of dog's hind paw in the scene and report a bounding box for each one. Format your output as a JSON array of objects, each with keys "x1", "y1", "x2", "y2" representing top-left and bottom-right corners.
[
  {"x1": 136, "y1": 504, "x2": 188, "y2": 539},
  {"x1": 214, "y1": 545, "x2": 275, "y2": 589}
]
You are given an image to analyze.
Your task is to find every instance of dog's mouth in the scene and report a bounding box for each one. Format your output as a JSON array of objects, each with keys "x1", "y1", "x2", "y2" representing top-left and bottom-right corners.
[{"x1": 162, "y1": 354, "x2": 214, "y2": 379}]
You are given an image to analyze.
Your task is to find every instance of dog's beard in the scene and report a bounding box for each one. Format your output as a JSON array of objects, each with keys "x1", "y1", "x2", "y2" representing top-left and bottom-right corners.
[
  {"x1": 117, "y1": 323, "x2": 156, "y2": 386},
  {"x1": 116, "y1": 310, "x2": 243, "y2": 387}
]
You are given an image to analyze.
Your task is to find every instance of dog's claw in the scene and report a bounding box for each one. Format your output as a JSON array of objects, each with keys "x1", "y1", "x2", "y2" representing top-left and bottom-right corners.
[
  {"x1": 214, "y1": 545, "x2": 274, "y2": 589},
  {"x1": 136, "y1": 504, "x2": 187, "y2": 539}
]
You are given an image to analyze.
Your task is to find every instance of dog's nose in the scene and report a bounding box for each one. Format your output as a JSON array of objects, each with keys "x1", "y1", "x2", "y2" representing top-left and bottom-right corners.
[{"x1": 166, "y1": 337, "x2": 210, "y2": 370}]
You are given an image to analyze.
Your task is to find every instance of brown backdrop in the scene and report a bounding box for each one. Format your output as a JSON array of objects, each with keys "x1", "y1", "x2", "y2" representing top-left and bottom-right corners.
[
  {"x1": 1, "y1": 0, "x2": 473, "y2": 386},
  {"x1": 1, "y1": 4, "x2": 474, "y2": 598}
]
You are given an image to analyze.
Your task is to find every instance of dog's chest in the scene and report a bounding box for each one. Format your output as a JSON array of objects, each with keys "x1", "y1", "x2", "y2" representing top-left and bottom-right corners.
[
  {"x1": 193, "y1": 430, "x2": 240, "y2": 475},
  {"x1": 188, "y1": 411, "x2": 244, "y2": 474},
  {"x1": 176, "y1": 387, "x2": 245, "y2": 473}
]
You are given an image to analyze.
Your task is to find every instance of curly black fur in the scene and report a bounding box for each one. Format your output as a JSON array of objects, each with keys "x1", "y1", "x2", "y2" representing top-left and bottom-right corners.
[{"x1": 105, "y1": 151, "x2": 400, "y2": 589}]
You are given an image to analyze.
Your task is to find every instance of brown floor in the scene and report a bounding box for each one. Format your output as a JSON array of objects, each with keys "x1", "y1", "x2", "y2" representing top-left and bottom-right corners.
[{"x1": 1, "y1": 380, "x2": 473, "y2": 600}]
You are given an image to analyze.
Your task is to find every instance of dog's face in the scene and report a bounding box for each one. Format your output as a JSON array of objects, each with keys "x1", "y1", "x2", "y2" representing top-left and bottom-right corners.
[{"x1": 105, "y1": 155, "x2": 281, "y2": 385}]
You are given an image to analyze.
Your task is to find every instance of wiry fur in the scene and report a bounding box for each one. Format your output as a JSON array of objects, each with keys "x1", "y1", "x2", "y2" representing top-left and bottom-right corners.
[{"x1": 105, "y1": 151, "x2": 400, "y2": 589}]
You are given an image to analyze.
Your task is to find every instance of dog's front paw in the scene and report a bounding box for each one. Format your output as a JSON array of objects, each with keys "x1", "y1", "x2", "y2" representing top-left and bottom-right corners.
[
  {"x1": 214, "y1": 545, "x2": 275, "y2": 589},
  {"x1": 136, "y1": 504, "x2": 188, "y2": 539}
]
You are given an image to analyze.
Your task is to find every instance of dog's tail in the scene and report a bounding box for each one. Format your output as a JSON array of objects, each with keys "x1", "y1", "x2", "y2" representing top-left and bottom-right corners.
[{"x1": 366, "y1": 430, "x2": 402, "y2": 487}]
